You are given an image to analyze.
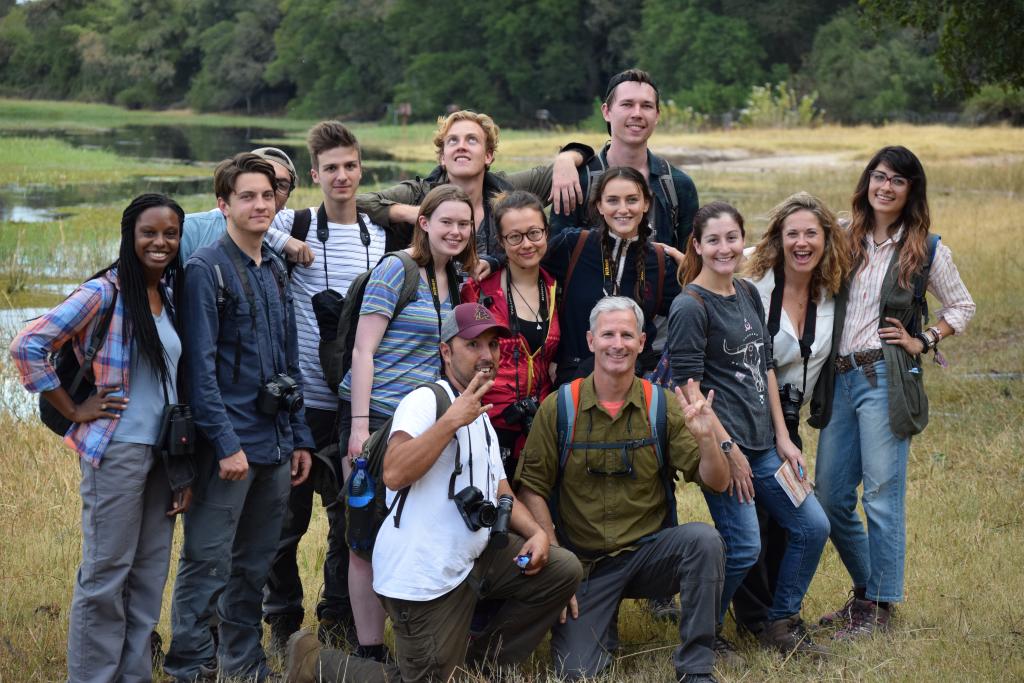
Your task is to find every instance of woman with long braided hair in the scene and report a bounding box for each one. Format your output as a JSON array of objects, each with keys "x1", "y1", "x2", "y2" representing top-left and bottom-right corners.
[
  {"x1": 10, "y1": 193, "x2": 194, "y2": 682},
  {"x1": 544, "y1": 166, "x2": 679, "y2": 387}
]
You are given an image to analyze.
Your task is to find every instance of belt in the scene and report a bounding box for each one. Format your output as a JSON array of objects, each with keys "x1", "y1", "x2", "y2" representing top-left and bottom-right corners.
[{"x1": 835, "y1": 348, "x2": 884, "y2": 374}]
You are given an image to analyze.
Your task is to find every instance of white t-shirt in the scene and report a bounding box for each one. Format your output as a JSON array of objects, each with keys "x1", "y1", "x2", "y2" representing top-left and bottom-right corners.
[
  {"x1": 746, "y1": 268, "x2": 834, "y2": 402},
  {"x1": 372, "y1": 380, "x2": 505, "y2": 601},
  {"x1": 270, "y1": 207, "x2": 387, "y2": 410}
]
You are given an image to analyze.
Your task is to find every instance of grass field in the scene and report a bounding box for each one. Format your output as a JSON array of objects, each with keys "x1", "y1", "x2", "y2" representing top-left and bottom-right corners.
[{"x1": 0, "y1": 100, "x2": 1022, "y2": 681}]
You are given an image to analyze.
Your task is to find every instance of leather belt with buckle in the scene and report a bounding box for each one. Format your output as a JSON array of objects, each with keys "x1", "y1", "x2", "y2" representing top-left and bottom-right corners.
[{"x1": 835, "y1": 348, "x2": 884, "y2": 376}]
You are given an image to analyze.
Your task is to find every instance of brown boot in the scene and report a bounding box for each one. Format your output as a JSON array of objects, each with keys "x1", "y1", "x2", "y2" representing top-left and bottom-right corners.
[
  {"x1": 285, "y1": 629, "x2": 321, "y2": 683},
  {"x1": 818, "y1": 587, "x2": 863, "y2": 627},
  {"x1": 760, "y1": 615, "x2": 829, "y2": 658},
  {"x1": 833, "y1": 600, "x2": 892, "y2": 640}
]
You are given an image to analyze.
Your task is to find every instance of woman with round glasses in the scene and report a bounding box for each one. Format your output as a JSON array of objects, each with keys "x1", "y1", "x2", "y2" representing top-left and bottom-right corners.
[
  {"x1": 810, "y1": 146, "x2": 975, "y2": 638},
  {"x1": 462, "y1": 191, "x2": 560, "y2": 475}
]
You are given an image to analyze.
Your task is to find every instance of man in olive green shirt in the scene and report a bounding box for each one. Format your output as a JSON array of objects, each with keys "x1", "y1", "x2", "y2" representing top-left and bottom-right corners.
[{"x1": 517, "y1": 296, "x2": 730, "y2": 683}]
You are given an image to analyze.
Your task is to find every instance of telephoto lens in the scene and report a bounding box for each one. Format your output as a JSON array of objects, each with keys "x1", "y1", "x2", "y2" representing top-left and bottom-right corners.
[{"x1": 488, "y1": 494, "x2": 514, "y2": 549}]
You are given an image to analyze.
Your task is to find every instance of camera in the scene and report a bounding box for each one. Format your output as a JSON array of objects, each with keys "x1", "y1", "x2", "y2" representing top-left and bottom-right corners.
[
  {"x1": 501, "y1": 397, "x2": 539, "y2": 432},
  {"x1": 257, "y1": 373, "x2": 304, "y2": 416},
  {"x1": 157, "y1": 403, "x2": 195, "y2": 457},
  {"x1": 488, "y1": 494, "x2": 514, "y2": 549},
  {"x1": 778, "y1": 383, "x2": 803, "y2": 431},
  {"x1": 452, "y1": 487, "x2": 514, "y2": 539}
]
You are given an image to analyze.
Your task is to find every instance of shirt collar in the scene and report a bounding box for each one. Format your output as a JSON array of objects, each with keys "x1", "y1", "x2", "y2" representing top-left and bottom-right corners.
[{"x1": 578, "y1": 374, "x2": 648, "y2": 416}]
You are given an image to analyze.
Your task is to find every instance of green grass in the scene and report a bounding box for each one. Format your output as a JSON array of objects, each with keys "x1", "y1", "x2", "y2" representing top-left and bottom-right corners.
[{"x1": 0, "y1": 100, "x2": 1022, "y2": 681}]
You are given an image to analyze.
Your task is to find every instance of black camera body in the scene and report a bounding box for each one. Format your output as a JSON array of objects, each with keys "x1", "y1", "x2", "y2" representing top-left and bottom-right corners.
[
  {"x1": 778, "y1": 383, "x2": 803, "y2": 430},
  {"x1": 453, "y1": 487, "x2": 514, "y2": 547},
  {"x1": 501, "y1": 397, "x2": 539, "y2": 432},
  {"x1": 157, "y1": 403, "x2": 195, "y2": 457},
  {"x1": 257, "y1": 373, "x2": 304, "y2": 416}
]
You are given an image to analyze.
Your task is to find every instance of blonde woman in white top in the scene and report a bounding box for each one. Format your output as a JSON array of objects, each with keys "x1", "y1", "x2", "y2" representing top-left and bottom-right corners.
[{"x1": 732, "y1": 192, "x2": 851, "y2": 639}]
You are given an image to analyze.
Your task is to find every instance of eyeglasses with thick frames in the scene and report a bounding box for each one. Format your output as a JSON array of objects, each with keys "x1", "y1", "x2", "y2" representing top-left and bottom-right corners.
[
  {"x1": 501, "y1": 228, "x2": 546, "y2": 246},
  {"x1": 868, "y1": 170, "x2": 909, "y2": 189},
  {"x1": 275, "y1": 179, "x2": 294, "y2": 195}
]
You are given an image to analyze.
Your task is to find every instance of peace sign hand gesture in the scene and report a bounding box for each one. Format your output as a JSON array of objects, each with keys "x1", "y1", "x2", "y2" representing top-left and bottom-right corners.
[
  {"x1": 444, "y1": 370, "x2": 495, "y2": 430},
  {"x1": 674, "y1": 379, "x2": 717, "y2": 440}
]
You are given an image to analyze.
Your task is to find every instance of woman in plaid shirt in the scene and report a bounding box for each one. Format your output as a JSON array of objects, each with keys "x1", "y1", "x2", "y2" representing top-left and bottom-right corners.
[{"x1": 10, "y1": 193, "x2": 194, "y2": 682}]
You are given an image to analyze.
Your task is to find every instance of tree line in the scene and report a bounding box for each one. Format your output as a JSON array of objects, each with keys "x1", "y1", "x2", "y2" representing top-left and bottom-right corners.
[{"x1": 0, "y1": 0, "x2": 1020, "y2": 126}]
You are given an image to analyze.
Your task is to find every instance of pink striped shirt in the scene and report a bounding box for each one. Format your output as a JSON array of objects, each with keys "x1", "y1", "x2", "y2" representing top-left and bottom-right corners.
[{"x1": 839, "y1": 230, "x2": 975, "y2": 355}]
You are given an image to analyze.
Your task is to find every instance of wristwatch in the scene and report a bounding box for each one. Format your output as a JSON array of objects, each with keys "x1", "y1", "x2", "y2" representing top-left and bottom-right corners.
[{"x1": 720, "y1": 439, "x2": 734, "y2": 454}]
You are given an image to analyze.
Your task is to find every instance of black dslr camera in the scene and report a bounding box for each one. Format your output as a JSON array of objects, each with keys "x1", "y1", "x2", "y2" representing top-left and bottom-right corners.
[
  {"x1": 501, "y1": 397, "x2": 539, "y2": 432},
  {"x1": 257, "y1": 373, "x2": 304, "y2": 416},
  {"x1": 778, "y1": 383, "x2": 803, "y2": 432},
  {"x1": 453, "y1": 487, "x2": 513, "y2": 541}
]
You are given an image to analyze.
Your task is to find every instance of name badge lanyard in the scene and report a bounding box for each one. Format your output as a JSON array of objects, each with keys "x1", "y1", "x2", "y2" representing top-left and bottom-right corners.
[
  {"x1": 504, "y1": 272, "x2": 548, "y2": 402},
  {"x1": 602, "y1": 236, "x2": 645, "y2": 309},
  {"x1": 767, "y1": 265, "x2": 817, "y2": 394}
]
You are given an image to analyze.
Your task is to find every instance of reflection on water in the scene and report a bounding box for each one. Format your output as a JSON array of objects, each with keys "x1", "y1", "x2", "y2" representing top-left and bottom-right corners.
[{"x1": 0, "y1": 307, "x2": 52, "y2": 420}]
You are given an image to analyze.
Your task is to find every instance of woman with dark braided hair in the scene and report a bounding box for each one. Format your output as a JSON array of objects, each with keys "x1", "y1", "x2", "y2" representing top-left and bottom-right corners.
[
  {"x1": 10, "y1": 193, "x2": 195, "y2": 682},
  {"x1": 544, "y1": 166, "x2": 679, "y2": 387}
]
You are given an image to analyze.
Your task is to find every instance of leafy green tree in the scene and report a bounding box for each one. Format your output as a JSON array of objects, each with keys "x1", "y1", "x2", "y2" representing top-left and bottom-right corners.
[
  {"x1": 861, "y1": 0, "x2": 1024, "y2": 94},
  {"x1": 633, "y1": 0, "x2": 766, "y2": 114},
  {"x1": 805, "y1": 8, "x2": 954, "y2": 123}
]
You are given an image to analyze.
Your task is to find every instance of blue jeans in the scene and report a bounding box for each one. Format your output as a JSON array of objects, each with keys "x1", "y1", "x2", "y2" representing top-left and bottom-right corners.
[
  {"x1": 164, "y1": 449, "x2": 291, "y2": 681},
  {"x1": 815, "y1": 359, "x2": 910, "y2": 603},
  {"x1": 703, "y1": 446, "x2": 830, "y2": 622}
]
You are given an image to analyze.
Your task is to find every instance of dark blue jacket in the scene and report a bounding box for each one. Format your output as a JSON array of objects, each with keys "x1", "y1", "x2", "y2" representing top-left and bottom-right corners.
[{"x1": 182, "y1": 235, "x2": 314, "y2": 463}]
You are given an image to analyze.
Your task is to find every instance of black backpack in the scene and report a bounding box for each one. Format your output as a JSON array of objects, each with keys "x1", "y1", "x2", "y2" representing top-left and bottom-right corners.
[
  {"x1": 319, "y1": 252, "x2": 460, "y2": 394},
  {"x1": 40, "y1": 287, "x2": 119, "y2": 436},
  {"x1": 345, "y1": 382, "x2": 452, "y2": 561}
]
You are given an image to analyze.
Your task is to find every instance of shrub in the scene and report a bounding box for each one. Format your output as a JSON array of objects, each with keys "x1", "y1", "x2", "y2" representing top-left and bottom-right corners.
[{"x1": 739, "y1": 82, "x2": 822, "y2": 128}]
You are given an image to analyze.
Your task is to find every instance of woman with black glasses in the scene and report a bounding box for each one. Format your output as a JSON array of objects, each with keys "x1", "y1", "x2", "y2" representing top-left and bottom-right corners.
[{"x1": 462, "y1": 191, "x2": 560, "y2": 476}]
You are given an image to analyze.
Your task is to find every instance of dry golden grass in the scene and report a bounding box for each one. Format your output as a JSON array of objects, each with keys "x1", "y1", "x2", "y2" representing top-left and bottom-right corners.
[{"x1": 1, "y1": 124, "x2": 1022, "y2": 682}]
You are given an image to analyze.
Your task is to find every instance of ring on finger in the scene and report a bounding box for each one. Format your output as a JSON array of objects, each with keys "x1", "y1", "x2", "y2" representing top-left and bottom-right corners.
[{"x1": 100, "y1": 402, "x2": 107, "y2": 410}]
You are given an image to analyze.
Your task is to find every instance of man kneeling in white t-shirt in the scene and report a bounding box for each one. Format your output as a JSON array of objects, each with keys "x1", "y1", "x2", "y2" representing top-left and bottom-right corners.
[{"x1": 287, "y1": 303, "x2": 583, "y2": 682}]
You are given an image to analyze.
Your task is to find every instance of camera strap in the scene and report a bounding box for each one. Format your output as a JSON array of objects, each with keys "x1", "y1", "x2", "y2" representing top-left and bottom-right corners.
[
  {"x1": 767, "y1": 266, "x2": 817, "y2": 394},
  {"x1": 313, "y1": 204, "x2": 373, "y2": 292},
  {"x1": 447, "y1": 387, "x2": 493, "y2": 501}
]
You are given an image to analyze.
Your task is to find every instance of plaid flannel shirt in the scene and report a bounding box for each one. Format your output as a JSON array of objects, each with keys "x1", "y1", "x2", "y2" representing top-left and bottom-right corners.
[{"x1": 9, "y1": 271, "x2": 129, "y2": 466}]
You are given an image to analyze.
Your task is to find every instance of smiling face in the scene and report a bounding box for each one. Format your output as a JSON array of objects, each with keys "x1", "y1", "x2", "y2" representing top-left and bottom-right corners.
[
  {"x1": 499, "y1": 207, "x2": 548, "y2": 269},
  {"x1": 695, "y1": 214, "x2": 745, "y2": 277},
  {"x1": 134, "y1": 205, "x2": 181, "y2": 279},
  {"x1": 218, "y1": 172, "x2": 276, "y2": 236},
  {"x1": 587, "y1": 308, "x2": 645, "y2": 378},
  {"x1": 311, "y1": 145, "x2": 362, "y2": 207},
  {"x1": 867, "y1": 160, "x2": 910, "y2": 223},
  {"x1": 419, "y1": 199, "x2": 474, "y2": 260},
  {"x1": 439, "y1": 120, "x2": 494, "y2": 180},
  {"x1": 267, "y1": 159, "x2": 293, "y2": 212},
  {"x1": 441, "y1": 329, "x2": 501, "y2": 392},
  {"x1": 603, "y1": 81, "x2": 660, "y2": 147},
  {"x1": 780, "y1": 209, "x2": 825, "y2": 277},
  {"x1": 597, "y1": 177, "x2": 650, "y2": 239}
]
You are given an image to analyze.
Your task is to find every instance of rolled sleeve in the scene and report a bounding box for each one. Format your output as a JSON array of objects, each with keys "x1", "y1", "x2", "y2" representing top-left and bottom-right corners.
[
  {"x1": 929, "y1": 242, "x2": 975, "y2": 335},
  {"x1": 265, "y1": 209, "x2": 295, "y2": 254},
  {"x1": 514, "y1": 393, "x2": 560, "y2": 498},
  {"x1": 181, "y1": 259, "x2": 241, "y2": 459},
  {"x1": 9, "y1": 281, "x2": 104, "y2": 393}
]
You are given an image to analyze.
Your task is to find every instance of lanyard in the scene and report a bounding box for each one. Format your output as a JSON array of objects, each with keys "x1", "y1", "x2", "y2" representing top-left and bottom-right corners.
[
  {"x1": 602, "y1": 235, "x2": 645, "y2": 302},
  {"x1": 313, "y1": 204, "x2": 371, "y2": 291},
  {"x1": 425, "y1": 260, "x2": 445, "y2": 337},
  {"x1": 446, "y1": 382, "x2": 494, "y2": 499},
  {"x1": 504, "y1": 271, "x2": 548, "y2": 401},
  {"x1": 766, "y1": 266, "x2": 817, "y2": 393}
]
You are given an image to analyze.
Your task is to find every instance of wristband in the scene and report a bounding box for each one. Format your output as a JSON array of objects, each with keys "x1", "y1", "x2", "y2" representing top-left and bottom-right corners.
[
  {"x1": 913, "y1": 332, "x2": 931, "y2": 354},
  {"x1": 927, "y1": 326, "x2": 944, "y2": 343}
]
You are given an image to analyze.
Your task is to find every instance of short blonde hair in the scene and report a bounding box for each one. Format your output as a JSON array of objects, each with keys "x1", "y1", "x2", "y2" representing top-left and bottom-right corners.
[{"x1": 432, "y1": 111, "x2": 500, "y2": 163}]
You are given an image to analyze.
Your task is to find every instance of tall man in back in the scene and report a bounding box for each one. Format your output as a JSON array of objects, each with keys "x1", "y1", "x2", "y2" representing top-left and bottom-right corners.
[
  {"x1": 550, "y1": 69, "x2": 699, "y2": 250},
  {"x1": 262, "y1": 121, "x2": 390, "y2": 652},
  {"x1": 164, "y1": 153, "x2": 314, "y2": 682}
]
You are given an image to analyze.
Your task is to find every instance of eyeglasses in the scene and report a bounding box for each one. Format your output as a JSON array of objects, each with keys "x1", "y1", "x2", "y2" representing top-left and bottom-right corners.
[
  {"x1": 501, "y1": 228, "x2": 546, "y2": 246},
  {"x1": 583, "y1": 440, "x2": 650, "y2": 477},
  {"x1": 275, "y1": 179, "x2": 294, "y2": 195},
  {"x1": 868, "y1": 170, "x2": 909, "y2": 189}
]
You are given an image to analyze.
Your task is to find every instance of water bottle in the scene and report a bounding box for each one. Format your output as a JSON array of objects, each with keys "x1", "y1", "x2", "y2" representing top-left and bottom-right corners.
[
  {"x1": 346, "y1": 457, "x2": 376, "y2": 552},
  {"x1": 347, "y1": 457, "x2": 374, "y2": 508}
]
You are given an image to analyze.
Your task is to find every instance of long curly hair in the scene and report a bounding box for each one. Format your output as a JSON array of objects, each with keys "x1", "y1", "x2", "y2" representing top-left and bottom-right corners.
[
  {"x1": 849, "y1": 145, "x2": 930, "y2": 289},
  {"x1": 90, "y1": 193, "x2": 185, "y2": 387},
  {"x1": 743, "y1": 191, "x2": 850, "y2": 299},
  {"x1": 588, "y1": 167, "x2": 655, "y2": 310}
]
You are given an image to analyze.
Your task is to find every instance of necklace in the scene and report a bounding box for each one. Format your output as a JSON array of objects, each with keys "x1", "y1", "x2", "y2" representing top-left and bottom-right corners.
[{"x1": 510, "y1": 277, "x2": 543, "y2": 330}]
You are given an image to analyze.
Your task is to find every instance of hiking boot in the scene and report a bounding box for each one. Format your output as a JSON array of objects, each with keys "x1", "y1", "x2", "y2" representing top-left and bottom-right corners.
[
  {"x1": 819, "y1": 587, "x2": 865, "y2": 627},
  {"x1": 150, "y1": 630, "x2": 165, "y2": 671},
  {"x1": 266, "y1": 614, "x2": 304, "y2": 657},
  {"x1": 647, "y1": 595, "x2": 681, "y2": 622},
  {"x1": 285, "y1": 629, "x2": 320, "y2": 683},
  {"x1": 172, "y1": 658, "x2": 218, "y2": 683},
  {"x1": 759, "y1": 615, "x2": 829, "y2": 658},
  {"x1": 317, "y1": 615, "x2": 358, "y2": 649},
  {"x1": 712, "y1": 628, "x2": 746, "y2": 669},
  {"x1": 833, "y1": 600, "x2": 892, "y2": 640}
]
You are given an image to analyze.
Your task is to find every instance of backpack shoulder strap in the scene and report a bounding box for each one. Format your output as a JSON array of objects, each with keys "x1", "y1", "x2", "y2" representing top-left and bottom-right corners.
[
  {"x1": 391, "y1": 382, "x2": 453, "y2": 529},
  {"x1": 71, "y1": 287, "x2": 119, "y2": 394},
  {"x1": 290, "y1": 207, "x2": 313, "y2": 243},
  {"x1": 583, "y1": 154, "x2": 608, "y2": 211},
  {"x1": 389, "y1": 251, "x2": 423, "y2": 317},
  {"x1": 641, "y1": 379, "x2": 676, "y2": 526},
  {"x1": 653, "y1": 242, "x2": 666, "y2": 314},
  {"x1": 649, "y1": 153, "x2": 680, "y2": 232},
  {"x1": 556, "y1": 378, "x2": 585, "y2": 471},
  {"x1": 560, "y1": 230, "x2": 591, "y2": 314}
]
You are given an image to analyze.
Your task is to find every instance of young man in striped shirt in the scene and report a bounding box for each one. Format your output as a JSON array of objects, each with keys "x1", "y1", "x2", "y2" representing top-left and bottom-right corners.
[{"x1": 262, "y1": 121, "x2": 388, "y2": 653}]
